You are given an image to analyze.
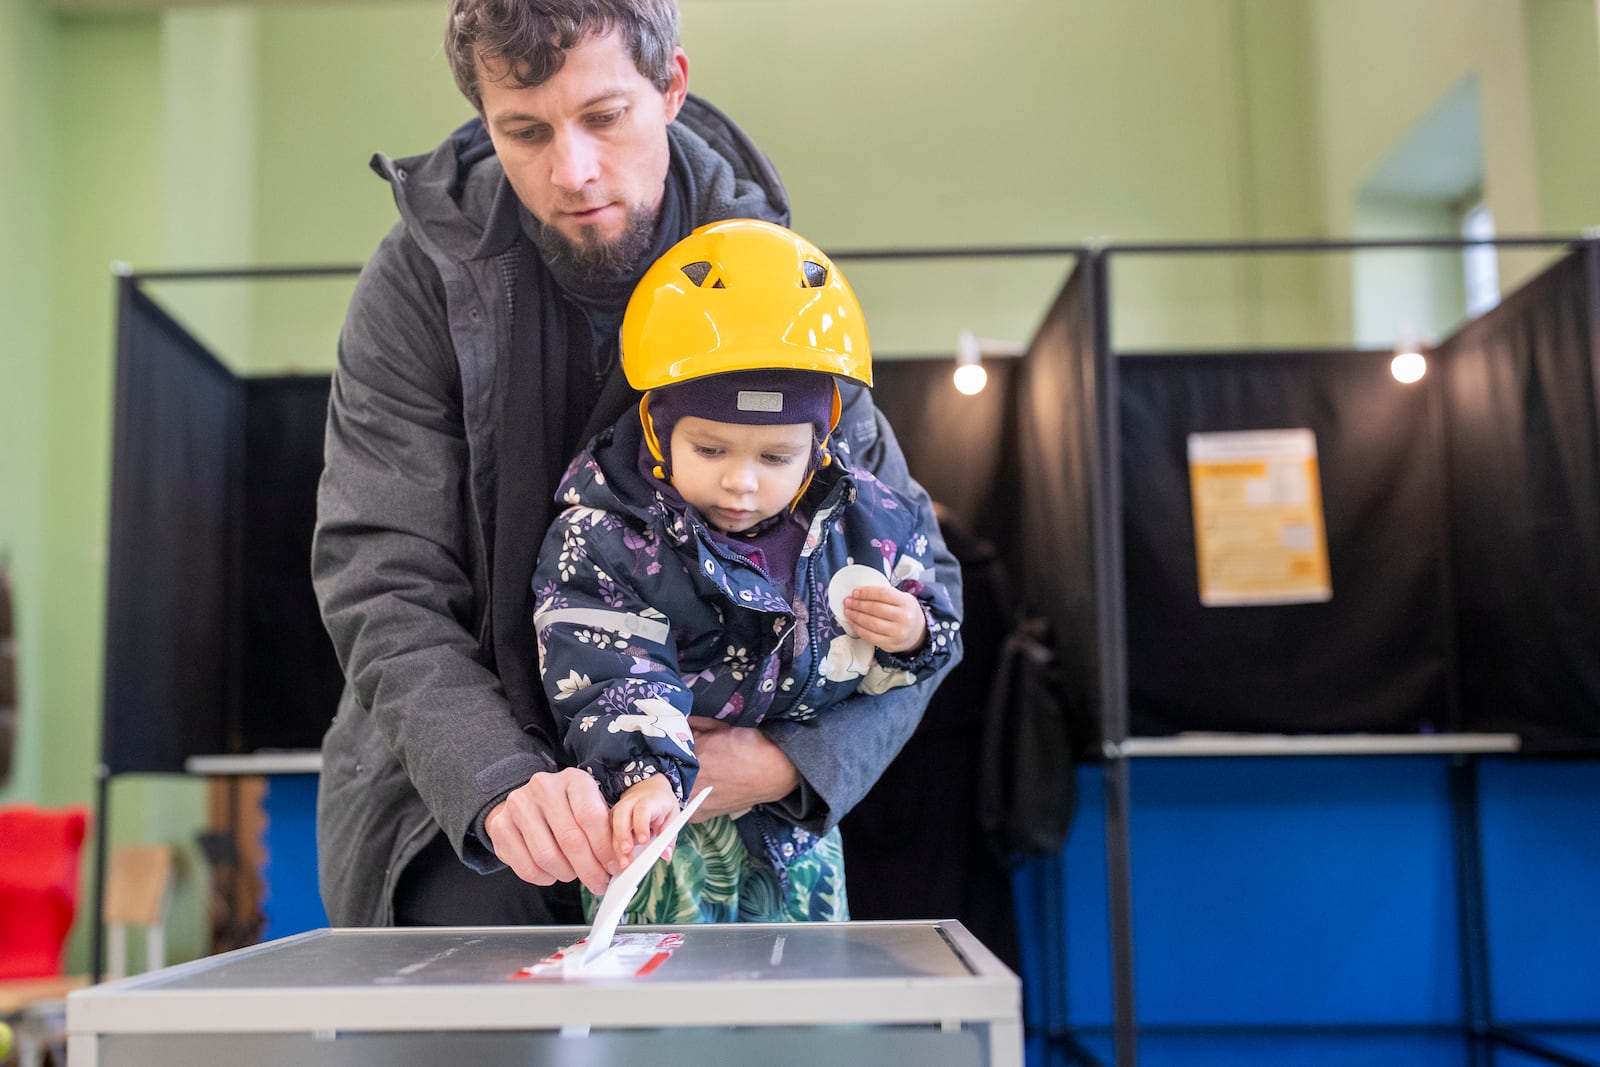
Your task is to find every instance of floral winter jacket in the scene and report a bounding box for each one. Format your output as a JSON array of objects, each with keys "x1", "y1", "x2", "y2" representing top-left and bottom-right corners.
[{"x1": 531, "y1": 416, "x2": 962, "y2": 871}]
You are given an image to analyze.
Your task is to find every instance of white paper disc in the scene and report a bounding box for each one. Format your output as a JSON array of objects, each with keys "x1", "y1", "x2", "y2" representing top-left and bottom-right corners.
[{"x1": 827, "y1": 564, "x2": 891, "y2": 637}]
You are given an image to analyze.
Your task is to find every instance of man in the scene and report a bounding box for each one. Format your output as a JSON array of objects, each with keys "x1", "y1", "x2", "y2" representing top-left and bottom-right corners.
[{"x1": 312, "y1": 0, "x2": 961, "y2": 926}]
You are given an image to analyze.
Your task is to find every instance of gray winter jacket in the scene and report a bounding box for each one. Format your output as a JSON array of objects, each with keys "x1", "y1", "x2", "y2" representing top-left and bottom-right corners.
[{"x1": 312, "y1": 98, "x2": 961, "y2": 926}]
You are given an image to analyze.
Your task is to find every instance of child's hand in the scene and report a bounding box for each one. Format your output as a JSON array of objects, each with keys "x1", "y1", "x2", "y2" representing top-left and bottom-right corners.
[
  {"x1": 612, "y1": 774, "x2": 680, "y2": 865},
  {"x1": 844, "y1": 585, "x2": 928, "y2": 654}
]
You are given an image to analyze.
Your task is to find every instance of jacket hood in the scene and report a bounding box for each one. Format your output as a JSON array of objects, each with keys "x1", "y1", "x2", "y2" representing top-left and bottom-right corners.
[
  {"x1": 554, "y1": 417, "x2": 659, "y2": 523},
  {"x1": 369, "y1": 94, "x2": 790, "y2": 271}
]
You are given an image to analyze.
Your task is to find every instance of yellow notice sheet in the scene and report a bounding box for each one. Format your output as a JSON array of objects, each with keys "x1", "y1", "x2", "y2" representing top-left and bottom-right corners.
[{"x1": 1187, "y1": 429, "x2": 1331, "y2": 607}]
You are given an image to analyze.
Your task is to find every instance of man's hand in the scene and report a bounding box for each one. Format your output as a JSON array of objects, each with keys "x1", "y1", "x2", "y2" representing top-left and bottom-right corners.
[
  {"x1": 484, "y1": 767, "x2": 619, "y2": 895},
  {"x1": 687, "y1": 717, "x2": 801, "y2": 820},
  {"x1": 612, "y1": 774, "x2": 679, "y2": 863},
  {"x1": 844, "y1": 585, "x2": 927, "y2": 653}
]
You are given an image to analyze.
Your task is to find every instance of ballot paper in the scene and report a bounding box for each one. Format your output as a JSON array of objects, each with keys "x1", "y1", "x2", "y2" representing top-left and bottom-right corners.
[{"x1": 567, "y1": 786, "x2": 712, "y2": 974}]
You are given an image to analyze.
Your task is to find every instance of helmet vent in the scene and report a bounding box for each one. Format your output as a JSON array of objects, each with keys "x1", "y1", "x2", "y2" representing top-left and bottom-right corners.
[
  {"x1": 801, "y1": 261, "x2": 828, "y2": 288},
  {"x1": 681, "y1": 259, "x2": 726, "y2": 287}
]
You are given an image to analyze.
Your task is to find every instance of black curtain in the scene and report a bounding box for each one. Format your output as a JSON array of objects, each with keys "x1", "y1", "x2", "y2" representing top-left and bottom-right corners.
[
  {"x1": 869, "y1": 360, "x2": 1015, "y2": 538},
  {"x1": 103, "y1": 287, "x2": 242, "y2": 773},
  {"x1": 839, "y1": 358, "x2": 1021, "y2": 966},
  {"x1": 999, "y1": 265, "x2": 1102, "y2": 746},
  {"x1": 103, "y1": 288, "x2": 343, "y2": 773},
  {"x1": 238, "y1": 376, "x2": 344, "y2": 754},
  {"x1": 1438, "y1": 251, "x2": 1600, "y2": 745},
  {"x1": 856, "y1": 267, "x2": 1099, "y2": 904},
  {"x1": 1119, "y1": 350, "x2": 1450, "y2": 736}
]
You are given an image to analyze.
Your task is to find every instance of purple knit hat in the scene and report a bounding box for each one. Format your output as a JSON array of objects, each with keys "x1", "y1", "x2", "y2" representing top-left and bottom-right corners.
[{"x1": 643, "y1": 369, "x2": 838, "y2": 477}]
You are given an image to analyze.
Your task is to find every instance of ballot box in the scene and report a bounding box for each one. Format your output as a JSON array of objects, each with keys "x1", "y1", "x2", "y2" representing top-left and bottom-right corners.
[{"x1": 67, "y1": 920, "x2": 1021, "y2": 1066}]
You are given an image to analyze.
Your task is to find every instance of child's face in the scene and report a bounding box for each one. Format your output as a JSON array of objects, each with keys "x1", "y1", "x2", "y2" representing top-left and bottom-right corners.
[{"x1": 669, "y1": 416, "x2": 814, "y2": 534}]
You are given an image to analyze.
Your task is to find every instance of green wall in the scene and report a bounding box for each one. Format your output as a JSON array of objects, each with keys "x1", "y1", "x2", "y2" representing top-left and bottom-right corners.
[
  {"x1": 230, "y1": 0, "x2": 1335, "y2": 363},
  {"x1": 682, "y1": 0, "x2": 1331, "y2": 352},
  {"x1": 1524, "y1": 0, "x2": 1600, "y2": 234},
  {"x1": 1311, "y1": 0, "x2": 1542, "y2": 237},
  {"x1": 0, "y1": 1, "x2": 209, "y2": 970},
  {"x1": 4, "y1": 0, "x2": 1595, "y2": 975},
  {"x1": 56, "y1": 10, "x2": 216, "y2": 971},
  {"x1": 1, "y1": 0, "x2": 56, "y2": 805},
  {"x1": 1306, "y1": 0, "x2": 1600, "y2": 325},
  {"x1": 154, "y1": 8, "x2": 259, "y2": 363},
  {"x1": 248, "y1": 2, "x2": 471, "y2": 374}
]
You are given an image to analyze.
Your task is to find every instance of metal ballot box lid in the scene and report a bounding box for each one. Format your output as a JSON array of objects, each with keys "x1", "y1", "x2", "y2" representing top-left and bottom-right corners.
[{"x1": 68, "y1": 921, "x2": 1021, "y2": 1067}]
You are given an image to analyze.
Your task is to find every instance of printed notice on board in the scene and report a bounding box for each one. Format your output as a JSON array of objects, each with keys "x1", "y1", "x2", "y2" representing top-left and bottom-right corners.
[{"x1": 1187, "y1": 429, "x2": 1331, "y2": 607}]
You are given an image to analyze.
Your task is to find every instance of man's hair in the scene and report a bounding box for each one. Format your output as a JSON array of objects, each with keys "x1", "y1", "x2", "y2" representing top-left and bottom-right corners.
[{"x1": 446, "y1": 0, "x2": 681, "y2": 112}]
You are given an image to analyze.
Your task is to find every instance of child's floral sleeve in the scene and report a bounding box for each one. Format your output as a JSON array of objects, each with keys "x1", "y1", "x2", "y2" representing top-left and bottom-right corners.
[
  {"x1": 858, "y1": 490, "x2": 962, "y2": 694},
  {"x1": 532, "y1": 506, "x2": 698, "y2": 805}
]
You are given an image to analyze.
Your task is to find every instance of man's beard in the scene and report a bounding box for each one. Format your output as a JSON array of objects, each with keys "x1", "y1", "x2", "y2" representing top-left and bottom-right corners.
[{"x1": 548, "y1": 203, "x2": 658, "y2": 284}]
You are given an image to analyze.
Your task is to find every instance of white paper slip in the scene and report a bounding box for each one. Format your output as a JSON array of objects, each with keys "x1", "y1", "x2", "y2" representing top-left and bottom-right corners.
[{"x1": 571, "y1": 785, "x2": 712, "y2": 973}]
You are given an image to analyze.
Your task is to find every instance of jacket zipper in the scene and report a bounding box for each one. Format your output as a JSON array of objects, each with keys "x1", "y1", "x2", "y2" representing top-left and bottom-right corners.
[
  {"x1": 784, "y1": 551, "x2": 824, "y2": 714},
  {"x1": 694, "y1": 529, "x2": 798, "y2": 676},
  {"x1": 690, "y1": 512, "x2": 841, "y2": 719}
]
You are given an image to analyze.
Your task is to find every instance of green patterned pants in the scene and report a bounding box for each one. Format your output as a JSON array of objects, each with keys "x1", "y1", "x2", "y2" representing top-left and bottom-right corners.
[{"x1": 581, "y1": 816, "x2": 849, "y2": 924}]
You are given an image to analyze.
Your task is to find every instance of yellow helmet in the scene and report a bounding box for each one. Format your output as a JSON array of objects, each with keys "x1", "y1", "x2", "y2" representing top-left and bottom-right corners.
[{"x1": 621, "y1": 218, "x2": 872, "y2": 391}]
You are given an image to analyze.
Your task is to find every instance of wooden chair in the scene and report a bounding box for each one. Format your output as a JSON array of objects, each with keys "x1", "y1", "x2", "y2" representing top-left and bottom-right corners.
[{"x1": 101, "y1": 844, "x2": 173, "y2": 980}]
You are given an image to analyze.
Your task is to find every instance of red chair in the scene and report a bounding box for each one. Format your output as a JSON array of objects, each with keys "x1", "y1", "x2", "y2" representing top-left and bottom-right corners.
[{"x1": 0, "y1": 804, "x2": 89, "y2": 979}]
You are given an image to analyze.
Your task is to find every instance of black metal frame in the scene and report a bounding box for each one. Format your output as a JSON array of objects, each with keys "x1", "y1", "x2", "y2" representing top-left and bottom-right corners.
[{"x1": 96, "y1": 237, "x2": 1600, "y2": 1067}]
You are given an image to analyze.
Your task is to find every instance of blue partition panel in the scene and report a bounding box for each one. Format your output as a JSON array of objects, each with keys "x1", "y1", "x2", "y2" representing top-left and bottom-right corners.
[
  {"x1": 1012, "y1": 754, "x2": 1600, "y2": 1067},
  {"x1": 1064, "y1": 759, "x2": 1460, "y2": 1026},
  {"x1": 260, "y1": 774, "x2": 328, "y2": 940},
  {"x1": 1066, "y1": 1030, "x2": 1467, "y2": 1067},
  {"x1": 1495, "y1": 1032, "x2": 1600, "y2": 1066},
  {"x1": 1479, "y1": 759, "x2": 1600, "y2": 1024}
]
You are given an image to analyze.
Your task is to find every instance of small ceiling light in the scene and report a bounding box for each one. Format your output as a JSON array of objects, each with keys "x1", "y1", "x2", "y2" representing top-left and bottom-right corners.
[
  {"x1": 954, "y1": 329, "x2": 988, "y2": 396},
  {"x1": 1391, "y1": 350, "x2": 1426, "y2": 383},
  {"x1": 1391, "y1": 325, "x2": 1427, "y2": 384}
]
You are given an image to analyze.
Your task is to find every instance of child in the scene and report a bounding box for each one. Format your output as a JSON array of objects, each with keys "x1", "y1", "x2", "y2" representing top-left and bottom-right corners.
[{"x1": 531, "y1": 218, "x2": 961, "y2": 924}]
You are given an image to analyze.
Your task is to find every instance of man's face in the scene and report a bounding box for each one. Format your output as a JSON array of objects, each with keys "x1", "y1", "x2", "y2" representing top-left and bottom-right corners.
[
  {"x1": 668, "y1": 417, "x2": 814, "y2": 535},
  {"x1": 478, "y1": 32, "x2": 688, "y2": 274}
]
